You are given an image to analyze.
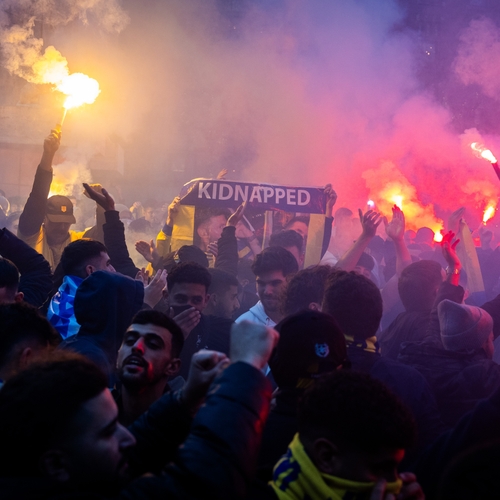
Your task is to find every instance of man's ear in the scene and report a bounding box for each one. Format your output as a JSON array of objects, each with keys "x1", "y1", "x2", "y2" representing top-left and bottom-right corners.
[
  {"x1": 308, "y1": 302, "x2": 321, "y2": 312},
  {"x1": 309, "y1": 438, "x2": 340, "y2": 476},
  {"x1": 14, "y1": 291, "x2": 24, "y2": 303},
  {"x1": 18, "y1": 347, "x2": 33, "y2": 369},
  {"x1": 85, "y1": 264, "x2": 94, "y2": 276},
  {"x1": 165, "y1": 358, "x2": 181, "y2": 377},
  {"x1": 40, "y1": 450, "x2": 71, "y2": 482},
  {"x1": 204, "y1": 293, "x2": 211, "y2": 307}
]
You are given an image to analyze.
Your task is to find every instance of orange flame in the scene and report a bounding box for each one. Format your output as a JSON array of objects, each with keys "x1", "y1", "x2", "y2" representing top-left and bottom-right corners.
[
  {"x1": 391, "y1": 194, "x2": 403, "y2": 209},
  {"x1": 483, "y1": 204, "x2": 496, "y2": 224},
  {"x1": 471, "y1": 142, "x2": 497, "y2": 164}
]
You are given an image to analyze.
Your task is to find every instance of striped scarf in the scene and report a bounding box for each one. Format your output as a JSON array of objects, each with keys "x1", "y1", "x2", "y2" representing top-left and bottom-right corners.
[{"x1": 270, "y1": 434, "x2": 402, "y2": 500}]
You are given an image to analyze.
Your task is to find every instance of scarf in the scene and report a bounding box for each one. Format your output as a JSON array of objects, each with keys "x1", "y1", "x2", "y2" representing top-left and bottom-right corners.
[
  {"x1": 345, "y1": 335, "x2": 379, "y2": 354},
  {"x1": 270, "y1": 434, "x2": 402, "y2": 500},
  {"x1": 48, "y1": 275, "x2": 83, "y2": 339}
]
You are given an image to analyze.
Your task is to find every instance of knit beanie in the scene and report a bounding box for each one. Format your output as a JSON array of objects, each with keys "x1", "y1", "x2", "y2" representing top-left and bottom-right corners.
[{"x1": 438, "y1": 299, "x2": 493, "y2": 352}]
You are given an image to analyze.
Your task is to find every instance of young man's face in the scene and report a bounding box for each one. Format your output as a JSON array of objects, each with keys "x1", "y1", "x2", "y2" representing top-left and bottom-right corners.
[
  {"x1": 256, "y1": 270, "x2": 287, "y2": 314},
  {"x1": 58, "y1": 389, "x2": 136, "y2": 489},
  {"x1": 287, "y1": 221, "x2": 308, "y2": 239},
  {"x1": 87, "y1": 252, "x2": 116, "y2": 275},
  {"x1": 211, "y1": 285, "x2": 240, "y2": 319},
  {"x1": 116, "y1": 323, "x2": 180, "y2": 389},
  {"x1": 197, "y1": 215, "x2": 227, "y2": 249},
  {"x1": 168, "y1": 282, "x2": 209, "y2": 313},
  {"x1": 44, "y1": 219, "x2": 72, "y2": 245}
]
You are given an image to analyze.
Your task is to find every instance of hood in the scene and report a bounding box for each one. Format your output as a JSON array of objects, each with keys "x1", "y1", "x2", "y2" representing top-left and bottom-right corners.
[{"x1": 74, "y1": 271, "x2": 144, "y2": 363}]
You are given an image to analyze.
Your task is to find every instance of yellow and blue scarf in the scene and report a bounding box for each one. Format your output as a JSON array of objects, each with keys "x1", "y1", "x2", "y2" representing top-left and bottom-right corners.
[{"x1": 270, "y1": 434, "x2": 402, "y2": 500}]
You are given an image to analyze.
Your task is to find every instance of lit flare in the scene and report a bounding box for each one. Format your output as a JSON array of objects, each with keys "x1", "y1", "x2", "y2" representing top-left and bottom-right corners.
[
  {"x1": 471, "y1": 142, "x2": 497, "y2": 164},
  {"x1": 433, "y1": 231, "x2": 443, "y2": 243},
  {"x1": 56, "y1": 73, "x2": 101, "y2": 110},
  {"x1": 483, "y1": 204, "x2": 496, "y2": 224}
]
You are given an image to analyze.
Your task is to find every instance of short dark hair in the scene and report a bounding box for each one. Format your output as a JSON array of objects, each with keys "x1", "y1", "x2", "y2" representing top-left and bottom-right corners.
[
  {"x1": 270, "y1": 230, "x2": 304, "y2": 254},
  {"x1": 282, "y1": 265, "x2": 331, "y2": 316},
  {"x1": 59, "y1": 239, "x2": 108, "y2": 278},
  {"x1": 167, "y1": 261, "x2": 211, "y2": 293},
  {"x1": 284, "y1": 215, "x2": 309, "y2": 230},
  {"x1": 298, "y1": 371, "x2": 416, "y2": 453},
  {"x1": 322, "y1": 270, "x2": 382, "y2": 340},
  {"x1": 252, "y1": 246, "x2": 299, "y2": 278},
  {"x1": 0, "y1": 257, "x2": 19, "y2": 297},
  {"x1": 398, "y1": 260, "x2": 443, "y2": 312},
  {"x1": 130, "y1": 310, "x2": 184, "y2": 358},
  {"x1": 0, "y1": 353, "x2": 107, "y2": 476},
  {"x1": 0, "y1": 302, "x2": 61, "y2": 370},
  {"x1": 208, "y1": 269, "x2": 239, "y2": 295}
]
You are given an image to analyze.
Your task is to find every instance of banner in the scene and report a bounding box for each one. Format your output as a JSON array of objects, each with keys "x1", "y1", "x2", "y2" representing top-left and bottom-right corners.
[
  {"x1": 180, "y1": 179, "x2": 326, "y2": 214},
  {"x1": 172, "y1": 178, "x2": 327, "y2": 268}
]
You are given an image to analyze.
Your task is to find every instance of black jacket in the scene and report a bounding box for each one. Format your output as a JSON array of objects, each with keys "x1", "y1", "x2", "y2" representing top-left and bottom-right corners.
[
  {"x1": 0, "y1": 362, "x2": 272, "y2": 500},
  {"x1": 0, "y1": 227, "x2": 52, "y2": 309},
  {"x1": 60, "y1": 271, "x2": 144, "y2": 386},
  {"x1": 179, "y1": 315, "x2": 232, "y2": 380}
]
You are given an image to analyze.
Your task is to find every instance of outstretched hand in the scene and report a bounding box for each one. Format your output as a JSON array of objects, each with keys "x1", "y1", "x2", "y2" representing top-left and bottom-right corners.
[
  {"x1": 83, "y1": 183, "x2": 115, "y2": 212},
  {"x1": 385, "y1": 205, "x2": 405, "y2": 241},
  {"x1": 166, "y1": 196, "x2": 181, "y2": 227},
  {"x1": 358, "y1": 209, "x2": 382, "y2": 239},
  {"x1": 227, "y1": 202, "x2": 246, "y2": 227},
  {"x1": 440, "y1": 230, "x2": 461, "y2": 270},
  {"x1": 135, "y1": 239, "x2": 160, "y2": 267},
  {"x1": 143, "y1": 269, "x2": 167, "y2": 308},
  {"x1": 325, "y1": 183, "x2": 338, "y2": 217}
]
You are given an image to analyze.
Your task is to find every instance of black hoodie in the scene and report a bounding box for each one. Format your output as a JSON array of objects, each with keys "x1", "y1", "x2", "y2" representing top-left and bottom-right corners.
[{"x1": 60, "y1": 271, "x2": 144, "y2": 386}]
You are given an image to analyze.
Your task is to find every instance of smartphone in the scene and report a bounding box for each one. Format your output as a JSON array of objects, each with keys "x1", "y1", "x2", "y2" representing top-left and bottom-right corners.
[{"x1": 171, "y1": 304, "x2": 193, "y2": 316}]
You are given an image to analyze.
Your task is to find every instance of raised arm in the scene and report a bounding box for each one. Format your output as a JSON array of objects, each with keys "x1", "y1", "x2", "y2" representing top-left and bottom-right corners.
[
  {"x1": 384, "y1": 205, "x2": 412, "y2": 276},
  {"x1": 215, "y1": 204, "x2": 245, "y2": 276},
  {"x1": 336, "y1": 209, "x2": 381, "y2": 271},
  {"x1": 18, "y1": 130, "x2": 61, "y2": 237},
  {"x1": 0, "y1": 228, "x2": 52, "y2": 308}
]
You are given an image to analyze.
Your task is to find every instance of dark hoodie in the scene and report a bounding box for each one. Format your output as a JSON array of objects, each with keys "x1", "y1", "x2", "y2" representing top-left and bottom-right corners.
[{"x1": 60, "y1": 271, "x2": 144, "y2": 386}]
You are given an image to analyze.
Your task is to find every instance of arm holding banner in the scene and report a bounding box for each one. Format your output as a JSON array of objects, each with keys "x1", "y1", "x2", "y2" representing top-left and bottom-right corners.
[
  {"x1": 156, "y1": 196, "x2": 180, "y2": 259},
  {"x1": 321, "y1": 184, "x2": 337, "y2": 258},
  {"x1": 215, "y1": 204, "x2": 245, "y2": 276},
  {"x1": 336, "y1": 209, "x2": 382, "y2": 271}
]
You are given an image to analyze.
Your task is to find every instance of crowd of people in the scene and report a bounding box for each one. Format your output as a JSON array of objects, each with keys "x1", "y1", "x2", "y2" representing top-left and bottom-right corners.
[{"x1": 1, "y1": 129, "x2": 500, "y2": 498}]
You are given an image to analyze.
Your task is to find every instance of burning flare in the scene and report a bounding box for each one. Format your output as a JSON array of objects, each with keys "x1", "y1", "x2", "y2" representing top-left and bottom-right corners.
[
  {"x1": 434, "y1": 231, "x2": 443, "y2": 243},
  {"x1": 391, "y1": 195, "x2": 403, "y2": 209},
  {"x1": 471, "y1": 142, "x2": 498, "y2": 164},
  {"x1": 56, "y1": 73, "x2": 101, "y2": 110},
  {"x1": 483, "y1": 204, "x2": 496, "y2": 224}
]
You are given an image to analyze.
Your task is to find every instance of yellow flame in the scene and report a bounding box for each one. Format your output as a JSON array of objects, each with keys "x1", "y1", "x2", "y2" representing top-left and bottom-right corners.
[
  {"x1": 483, "y1": 204, "x2": 496, "y2": 224},
  {"x1": 56, "y1": 73, "x2": 101, "y2": 110},
  {"x1": 471, "y1": 142, "x2": 498, "y2": 164},
  {"x1": 391, "y1": 195, "x2": 403, "y2": 209},
  {"x1": 434, "y1": 231, "x2": 443, "y2": 243}
]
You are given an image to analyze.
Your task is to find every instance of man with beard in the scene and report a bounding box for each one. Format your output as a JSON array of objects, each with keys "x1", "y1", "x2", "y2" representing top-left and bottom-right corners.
[
  {"x1": 236, "y1": 247, "x2": 298, "y2": 327},
  {"x1": 115, "y1": 310, "x2": 184, "y2": 425}
]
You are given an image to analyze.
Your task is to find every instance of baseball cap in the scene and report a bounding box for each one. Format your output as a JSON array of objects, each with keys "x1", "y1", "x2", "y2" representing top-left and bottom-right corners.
[
  {"x1": 46, "y1": 195, "x2": 76, "y2": 223},
  {"x1": 271, "y1": 311, "x2": 349, "y2": 389}
]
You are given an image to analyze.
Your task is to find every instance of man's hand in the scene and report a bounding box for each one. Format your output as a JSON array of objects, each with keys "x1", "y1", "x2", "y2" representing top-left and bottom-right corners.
[
  {"x1": 217, "y1": 168, "x2": 228, "y2": 180},
  {"x1": 385, "y1": 205, "x2": 405, "y2": 241},
  {"x1": 448, "y1": 207, "x2": 465, "y2": 235},
  {"x1": 441, "y1": 230, "x2": 461, "y2": 270},
  {"x1": 135, "y1": 239, "x2": 161, "y2": 267},
  {"x1": 358, "y1": 209, "x2": 382, "y2": 239},
  {"x1": 230, "y1": 321, "x2": 279, "y2": 371},
  {"x1": 206, "y1": 241, "x2": 218, "y2": 259},
  {"x1": 143, "y1": 269, "x2": 167, "y2": 308},
  {"x1": 135, "y1": 267, "x2": 150, "y2": 286},
  {"x1": 370, "y1": 473, "x2": 424, "y2": 500},
  {"x1": 182, "y1": 350, "x2": 229, "y2": 410},
  {"x1": 43, "y1": 129, "x2": 61, "y2": 158},
  {"x1": 325, "y1": 183, "x2": 337, "y2": 217},
  {"x1": 166, "y1": 196, "x2": 181, "y2": 227},
  {"x1": 170, "y1": 306, "x2": 201, "y2": 340},
  {"x1": 83, "y1": 183, "x2": 115, "y2": 212},
  {"x1": 227, "y1": 203, "x2": 246, "y2": 227}
]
